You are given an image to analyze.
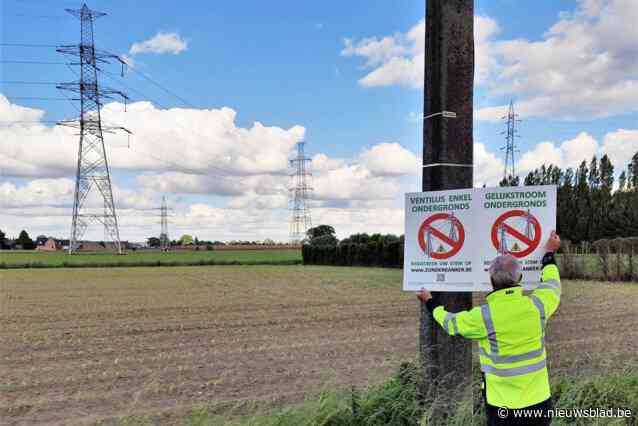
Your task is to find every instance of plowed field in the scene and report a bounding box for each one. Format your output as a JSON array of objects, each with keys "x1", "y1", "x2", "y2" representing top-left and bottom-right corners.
[{"x1": 1, "y1": 266, "x2": 636, "y2": 425}]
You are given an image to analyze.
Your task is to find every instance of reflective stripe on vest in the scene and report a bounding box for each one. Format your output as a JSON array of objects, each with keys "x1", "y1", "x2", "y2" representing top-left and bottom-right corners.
[
  {"x1": 536, "y1": 279, "x2": 561, "y2": 297},
  {"x1": 443, "y1": 312, "x2": 458, "y2": 335},
  {"x1": 479, "y1": 345, "x2": 544, "y2": 364},
  {"x1": 481, "y1": 358, "x2": 547, "y2": 377},
  {"x1": 479, "y1": 296, "x2": 548, "y2": 369},
  {"x1": 481, "y1": 304, "x2": 499, "y2": 354},
  {"x1": 530, "y1": 295, "x2": 546, "y2": 330}
]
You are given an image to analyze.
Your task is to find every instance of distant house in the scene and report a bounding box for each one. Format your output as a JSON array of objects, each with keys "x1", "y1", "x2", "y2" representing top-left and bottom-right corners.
[
  {"x1": 36, "y1": 238, "x2": 60, "y2": 251},
  {"x1": 58, "y1": 240, "x2": 70, "y2": 251},
  {"x1": 34, "y1": 238, "x2": 71, "y2": 252},
  {"x1": 76, "y1": 241, "x2": 130, "y2": 252},
  {"x1": 78, "y1": 241, "x2": 107, "y2": 252},
  {"x1": 35, "y1": 235, "x2": 49, "y2": 247}
]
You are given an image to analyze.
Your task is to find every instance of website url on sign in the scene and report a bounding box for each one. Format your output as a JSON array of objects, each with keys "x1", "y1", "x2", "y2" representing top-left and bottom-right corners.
[
  {"x1": 498, "y1": 407, "x2": 633, "y2": 419},
  {"x1": 410, "y1": 268, "x2": 470, "y2": 273}
]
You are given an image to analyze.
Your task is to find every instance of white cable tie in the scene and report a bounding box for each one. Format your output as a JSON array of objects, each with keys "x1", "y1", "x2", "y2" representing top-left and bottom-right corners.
[{"x1": 423, "y1": 163, "x2": 474, "y2": 168}]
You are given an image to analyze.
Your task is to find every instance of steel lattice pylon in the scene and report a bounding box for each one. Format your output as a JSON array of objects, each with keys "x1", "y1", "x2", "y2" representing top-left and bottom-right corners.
[
  {"x1": 501, "y1": 100, "x2": 521, "y2": 180},
  {"x1": 160, "y1": 196, "x2": 170, "y2": 251},
  {"x1": 289, "y1": 142, "x2": 313, "y2": 243},
  {"x1": 56, "y1": 4, "x2": 130, "y2": 254}
]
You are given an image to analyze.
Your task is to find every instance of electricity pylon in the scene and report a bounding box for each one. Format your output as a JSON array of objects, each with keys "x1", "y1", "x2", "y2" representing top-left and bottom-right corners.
[
  {"x1": 289, "y1": 142, "x2": 312, "y2": 243},
  {"x1": 160, "y1": 196, "x2": 170, "y2": 251},
  {"x1": 501, "y1": 100, "x2": 521, "y2": 181},
  {"x1": 56, "y1": 4, "x2": 131, "y2": 254}
]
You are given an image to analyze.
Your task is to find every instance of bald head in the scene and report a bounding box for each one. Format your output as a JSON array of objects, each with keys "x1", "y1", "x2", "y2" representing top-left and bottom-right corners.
[{"x1": 489, "y1": 255, "x2": 522, "y2": 290}]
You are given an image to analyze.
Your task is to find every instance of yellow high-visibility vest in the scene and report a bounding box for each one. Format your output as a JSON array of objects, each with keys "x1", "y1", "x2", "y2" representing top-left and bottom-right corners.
[{"x1": 432, "y1": 263, "x2": 561, "y2": 408}]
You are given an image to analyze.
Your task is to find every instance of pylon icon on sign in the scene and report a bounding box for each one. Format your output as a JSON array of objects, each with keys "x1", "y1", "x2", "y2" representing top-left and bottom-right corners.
[
  {"x1": 497, "y1": 209, "x2": 537, "y2": 256},
  {"x1": 524, "y1": 209, "x2": 534, "y2": 240},
  {"x1": 448, "y1": 213, "x2": 458, "y2": 241},
  {"x1": 499, "y1": 224, "x2": 507, "y2": 255},
  {"x1": 424, "y1": 213, "x2": 461, "y2": 258}
]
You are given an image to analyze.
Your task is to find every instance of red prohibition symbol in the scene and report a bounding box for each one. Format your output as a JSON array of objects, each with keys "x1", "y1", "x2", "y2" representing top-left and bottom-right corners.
[
  {"x1": 491, "y1": 210, "x2": 541, "y2": 258},
  {"x1": 418, "y1": 213, "x2": 465, "y2": 260}
]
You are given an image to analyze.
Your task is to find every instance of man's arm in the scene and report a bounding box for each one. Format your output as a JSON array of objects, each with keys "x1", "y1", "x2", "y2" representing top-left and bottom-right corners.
[
  {"x1": 417, "y1": 291, "x2": 486, "y2": 339},
  {"x1": 530, "y1": 231, "x2": 562, "y2": 320}
]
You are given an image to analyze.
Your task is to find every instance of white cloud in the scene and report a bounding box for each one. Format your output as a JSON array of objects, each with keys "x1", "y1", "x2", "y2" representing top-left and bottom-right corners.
[
  {"x1": 511, "y1": 129, "x2": 638, "y2": 177},
  {"x1": 313, "y1": 206, "x2": 405, "y2": 239},
  {"x1": 342, "y1": 35, "x2": 409, "y2": 67},
  {"x1": 518, "y1": 132, "x2": 600, "y2": 173},
  {"x1": 226, "y1": 192, "x2": 289, "y2": 210},
  {"x1": 312, "y1": 164, "x2": 402, "y2": 202},
  {"x1": 0, "y1": 96, "x2": 77, "y2": 178},
  {"x1": 341, "y1": 1, "x2": 638, "y2": 120},
  {"x1": 130, "y1": 32, "x2": 188, "y2": 55},
  {"x1": 0, "y1": 179, "x2": 74, "y2": 209},
  {"x1": 518, "y1": 142, "x2": 565, "y2": 173},
  {"x1": 340, "y1": 16, "x2": 499, "y2": 88},
  {"x1": 0, "y1": 97, "x2": 306, "y2": 179},
  {"x1": 358, "y1": 142, "x2": 418, "y2": 176},
  {"x1": 311, "y1": 153, "x2": 345, "y2": 172},
  {"x1": 5, "y1": 127, "x2": 635, "y2": 242},
  {"x1": 600, "y1": 129, "x2": 638, "y2": 170},
  {"x1": 474, "y1": 142, "x2": 505, "y2": 187},
  {"x1": 561, "y1": 132, "x2": 600, "y2": 167},
  {"x1": 1, "y1": 93, "x2": 427, "y2": 240},
  {"x1": 477, "y1": 0, "x2": 638, "y2": 120}
]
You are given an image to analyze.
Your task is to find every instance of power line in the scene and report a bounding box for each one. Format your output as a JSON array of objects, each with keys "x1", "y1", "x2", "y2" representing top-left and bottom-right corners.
[
  {"x1": 0, "y1": 42, "x2": 64, "y2": 48},
  {"x1": 0, "y1": 60, "x2": 68, "y2": 65},
  {"x1": 0, "y1": 80, "x2": 60, "y2": 85},
  {"x1": 5, "y1": 96, "x2": 70, "y2": 101},
  {"x1": 126, "y1": 64, "x2": 198, "y2": 109},
  {"x1": 0, "y1": 120, "x2": 65, "y2": 124},
  {"x1": 101, "y1": 69, "x2": 171, "y2": 110},
  {"x1": 99, "y1": 70, "x2": 244, "y2": 180},
  {"x1": 1, "y1": 36, "x2": 247, "y2": 183},
  {"x1": 3, "y1": 13, "x2": 69, "y2": 20}
]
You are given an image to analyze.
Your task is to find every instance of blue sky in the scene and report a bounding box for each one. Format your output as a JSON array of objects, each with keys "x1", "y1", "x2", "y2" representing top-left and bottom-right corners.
[{"x1": 1, "y1": 0, "x2": 637, "y2": 242}]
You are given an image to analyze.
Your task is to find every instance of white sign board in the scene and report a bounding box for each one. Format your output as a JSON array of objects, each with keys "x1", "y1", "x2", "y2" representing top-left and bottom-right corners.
[{"x1": 403, "y1": 185, "x2": 556, "y2": 292}]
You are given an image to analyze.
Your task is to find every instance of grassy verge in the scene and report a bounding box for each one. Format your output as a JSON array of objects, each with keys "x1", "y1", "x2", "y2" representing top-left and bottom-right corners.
[
  {"x1": 0, "y1": 249, "x2": 302, "y2": 269},
  {"x1": 187, "y1": 363, "x2": 638, "y2": 426}
]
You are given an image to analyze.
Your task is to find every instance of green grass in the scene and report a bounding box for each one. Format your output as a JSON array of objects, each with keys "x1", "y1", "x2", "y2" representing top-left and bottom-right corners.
[
  {"x1": 191, "y1": 364, "x2": 638, "y2": 426},
  {"x1": 0, "y1": 249, "x2": 302, "y2": 269}
]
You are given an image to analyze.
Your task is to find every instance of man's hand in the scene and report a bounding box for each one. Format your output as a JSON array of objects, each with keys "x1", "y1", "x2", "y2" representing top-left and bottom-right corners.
[
  {"x1": 416, "y1": 288, "x2": 432, "y2": 303},
  {"x1": 545, "y1": 231, "x2": 561, "y2": 253}
]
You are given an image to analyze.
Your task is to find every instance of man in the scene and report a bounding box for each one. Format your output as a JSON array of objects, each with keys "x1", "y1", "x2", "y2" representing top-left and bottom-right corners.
[{"x1": 417, "y1": 231, "x2": 562, "y2": 425}]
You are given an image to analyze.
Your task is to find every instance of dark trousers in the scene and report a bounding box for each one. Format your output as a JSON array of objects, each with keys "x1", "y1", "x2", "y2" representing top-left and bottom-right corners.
[{"x1": 485, "y1": 398, "x2": 552, "y2": 426}]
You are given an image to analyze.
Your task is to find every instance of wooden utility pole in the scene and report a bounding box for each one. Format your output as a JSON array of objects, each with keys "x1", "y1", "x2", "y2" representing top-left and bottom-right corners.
[{"x1": 419, "y1": 0, "x2": 474, "y2": 396}]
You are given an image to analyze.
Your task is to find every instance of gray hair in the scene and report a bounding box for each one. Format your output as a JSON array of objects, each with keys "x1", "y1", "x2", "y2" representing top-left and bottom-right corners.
[{"x1": 488, "y1": 255, "x2": 522, "y2": 290}]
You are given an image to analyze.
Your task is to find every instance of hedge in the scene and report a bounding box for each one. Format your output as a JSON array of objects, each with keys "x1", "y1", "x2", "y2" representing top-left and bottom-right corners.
[{"x1": 302, "y1": 240, "x2": 404, "y2": 268}]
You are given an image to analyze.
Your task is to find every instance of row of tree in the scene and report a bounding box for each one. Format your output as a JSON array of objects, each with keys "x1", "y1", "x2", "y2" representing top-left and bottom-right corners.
[
  {"x1": 145, "y1": 235, "x2": 281, "y2": 248},
  {"x1": 302, "y1": 225, "x2": 404, "y2": 267},
  {"x1": 0, "y1": 229, "x2": 37, "y2": 250},
  {"x1": 303, "y1": 153, "x2": 638, "y2": 267},
  {"x1": 500, "y1": 151, "x2": 638, "y2": 243}
]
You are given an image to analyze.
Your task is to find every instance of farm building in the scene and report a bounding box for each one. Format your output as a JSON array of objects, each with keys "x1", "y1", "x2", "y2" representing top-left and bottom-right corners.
[
  {"x1": 36, "y1": 238, "x2": 59, "y2": 251},
  {"x1": 35, "y1": 238, "x2": 71, "y2": 251}
]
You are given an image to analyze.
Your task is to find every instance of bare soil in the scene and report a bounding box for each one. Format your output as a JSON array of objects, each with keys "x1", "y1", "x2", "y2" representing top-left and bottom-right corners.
[{"x1": 1, "y1": 266, "x2": 636, "y2": 425}]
